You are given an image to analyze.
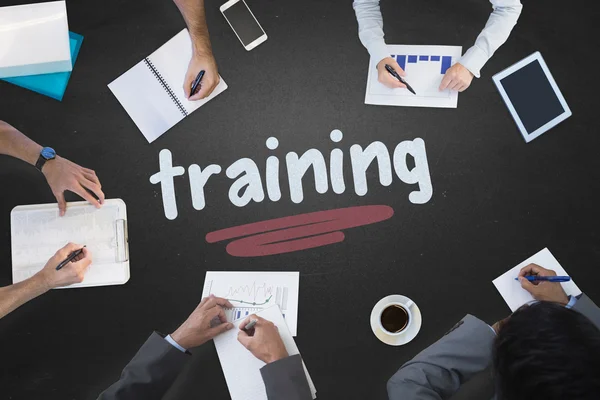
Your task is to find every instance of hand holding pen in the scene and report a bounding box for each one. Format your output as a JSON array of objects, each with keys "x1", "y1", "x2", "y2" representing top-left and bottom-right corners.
[
  {"x1": 184, "y1": 53, "x2": 219, "y2": 100},
  {"x1": 517, "y1": 263, "x2": 570, "y2": 305},
  {"x1": 376, "y1": 57, "x2": 406, "y2": 89},
  {"x1": 375, "y1": 57, "x2": 416, "y2": 95},
  {"x1": 237, "y1": 315, "x2": 289, "y2": 364},
  {"x1": 56, "y1": 245, "x2": 86, "y2": 270},
  {"x1": 34, "y1": 243, "x2": 92, "y2": 290},
  {"x1": 385, "y1": 64, "x2": 416, "y2": 95}
]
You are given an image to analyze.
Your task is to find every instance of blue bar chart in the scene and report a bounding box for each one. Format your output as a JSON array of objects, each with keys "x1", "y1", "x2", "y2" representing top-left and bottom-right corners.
[
  {"x1": 392, "y1": 54, "x2": 453, "y2": 75},
  {"x1": 365, "y1": 44, "x2": 462, "y2": 107},
  {"x1": 231, "y1": 306, "x2": 287, "y2": 321},
  {"x1": 234, "y1": 309, "x2": 250, "y2": 320}
]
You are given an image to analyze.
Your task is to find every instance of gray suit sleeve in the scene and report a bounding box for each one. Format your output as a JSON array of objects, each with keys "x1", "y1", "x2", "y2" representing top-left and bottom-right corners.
[
  {"x1": 98, "y1": 332, "x2": 189, "y2": 400},
  {"x1": 573, "y1": 294, "x2": 600, "y2": 330},
  {"x1": 260, "y1": 354, "x2": 313, "y2": 400},
  {"x1": 387, "y1": 314, "x2": 496, "y2": 400}
]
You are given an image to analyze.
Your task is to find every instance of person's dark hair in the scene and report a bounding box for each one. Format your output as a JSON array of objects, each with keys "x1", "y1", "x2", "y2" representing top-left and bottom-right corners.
[{"x1": 494, "y1": 301, "x2": 600, "y2": 400}]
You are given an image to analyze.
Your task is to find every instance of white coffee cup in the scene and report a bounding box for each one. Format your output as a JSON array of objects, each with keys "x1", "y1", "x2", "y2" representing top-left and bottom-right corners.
[{"x1": 378, "y1": 300, "x2": 414, "y2": 336}]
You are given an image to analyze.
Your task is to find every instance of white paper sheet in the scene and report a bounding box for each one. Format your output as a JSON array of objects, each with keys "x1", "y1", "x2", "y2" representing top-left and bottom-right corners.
[
  {"x1": 214, "y1": 305, "x2": 316, "y2": 400},
  {"x1": 365, "y1": 45, "x2": 462, "y2": 108},
  {"x1": 202, "y1": 271, "x2": 300, "y2": 336},
  {"x1": 108, "y1": 29, "x2": 227, "y2": 143},
  {"x1": 493, "y1": 248, "x2": 582, "y2": 311}
]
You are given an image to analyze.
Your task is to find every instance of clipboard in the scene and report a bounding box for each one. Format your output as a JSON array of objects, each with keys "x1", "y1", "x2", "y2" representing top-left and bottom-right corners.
[{"x1": 11, "y1": 199, "x2": 130, "y2": 288}]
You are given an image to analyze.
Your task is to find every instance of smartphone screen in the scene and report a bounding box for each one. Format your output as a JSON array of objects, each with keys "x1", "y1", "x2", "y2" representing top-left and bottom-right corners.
[{"x1": 223, "y1": 1, "x2": 265, "y2": 46}]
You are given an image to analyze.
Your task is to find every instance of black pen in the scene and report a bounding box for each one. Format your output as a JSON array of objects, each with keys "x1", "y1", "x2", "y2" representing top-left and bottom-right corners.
[
  {"x1": 56, "y1": 246, "x2": 86, "y2": 271},
  {"x1": 190, "y1": 70, "x2": 205, "y2": 97},
  {"x1": 385, "y1": 64, "x2": 416, "y2": 95}
]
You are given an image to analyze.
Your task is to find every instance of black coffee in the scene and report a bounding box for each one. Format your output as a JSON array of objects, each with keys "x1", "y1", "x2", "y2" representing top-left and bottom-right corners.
[{"x1": 380, "y1": 305, "x2": 409, "y2": 333}]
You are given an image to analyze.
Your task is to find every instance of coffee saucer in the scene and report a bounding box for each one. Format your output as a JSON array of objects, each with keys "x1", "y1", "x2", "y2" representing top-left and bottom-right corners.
[{"x1": 370, "y1": 295, "x2": 422, "y2": 346}]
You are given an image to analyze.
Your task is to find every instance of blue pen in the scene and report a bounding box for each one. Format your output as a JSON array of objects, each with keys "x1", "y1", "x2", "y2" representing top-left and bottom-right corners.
[{"x1": 515, "y1": 276, "x2": 571, "y2": 282}]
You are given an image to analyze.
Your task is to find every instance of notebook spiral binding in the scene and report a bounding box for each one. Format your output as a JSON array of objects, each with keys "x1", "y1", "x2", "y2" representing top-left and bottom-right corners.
[{"x1": 143, "y1": 57, "x2": 188, "y2": 117}]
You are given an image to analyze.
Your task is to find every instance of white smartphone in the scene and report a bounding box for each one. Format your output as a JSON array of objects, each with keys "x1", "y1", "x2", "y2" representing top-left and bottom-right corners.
[{"x1": 220, "y1": 0, "x2": 267, "y2": 51}]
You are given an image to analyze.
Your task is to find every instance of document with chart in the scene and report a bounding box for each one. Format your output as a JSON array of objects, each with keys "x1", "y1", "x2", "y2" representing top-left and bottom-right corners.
[
  {"x1": 365, "y1": 45, "x2": 462, "y2": 108},
  {"x1": 214, "y1": 305, "x2": 316, "y2": 400},
  {"x1": 202, "y1": 271, "x2": 300, "y2": 336},
  {"x1": 11, "y1": 200, "x2": 130, "y2": 288}
]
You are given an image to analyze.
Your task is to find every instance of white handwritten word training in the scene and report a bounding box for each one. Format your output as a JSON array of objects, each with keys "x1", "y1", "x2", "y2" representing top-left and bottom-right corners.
[{"x1": 150, "y1": 130, "x2": 433, "y2": 220}]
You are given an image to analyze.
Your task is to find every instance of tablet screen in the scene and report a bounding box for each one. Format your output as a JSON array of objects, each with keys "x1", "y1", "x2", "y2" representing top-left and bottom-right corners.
[{"x1": 499, "y1": 59, "x2": 565, "y2": 133}]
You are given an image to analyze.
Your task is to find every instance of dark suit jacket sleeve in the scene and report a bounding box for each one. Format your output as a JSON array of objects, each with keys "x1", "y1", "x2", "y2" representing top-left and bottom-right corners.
[
  {"x1": 97, "y1": 332, "x2": 189, "y2": 400},
  {"x1": 573, "y1": 293, "x2": 600, "y2": 330},
  {"x1": 260, "y1": 354, "x2": 313, "y2": 400},
  {"x1": 387, "y1": 314, "x2": 496, "y2": 400}
]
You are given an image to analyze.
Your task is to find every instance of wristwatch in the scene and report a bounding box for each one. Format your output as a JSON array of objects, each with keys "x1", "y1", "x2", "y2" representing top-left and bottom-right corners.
[{"x1": 35, "y1": 147, "x2": 56, "y2": 172}]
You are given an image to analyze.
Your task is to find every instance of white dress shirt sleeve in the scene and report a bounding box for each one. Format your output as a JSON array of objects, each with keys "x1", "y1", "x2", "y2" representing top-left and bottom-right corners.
[
  {"x1": 354, "y1": 0, "x2": 522, "y2": 77},
  {"x1": 566, "y1": 295, "x2": 578, "y2": 309},
  {"x1": 458, "y1": 0, "x2": 523, "y2": 78},
  {"x1": 164, "y1": 334, "x2": 187, "y2": 353},
  {"x1": 353, "y1": 0, "x2": 391, "y2": 66}
]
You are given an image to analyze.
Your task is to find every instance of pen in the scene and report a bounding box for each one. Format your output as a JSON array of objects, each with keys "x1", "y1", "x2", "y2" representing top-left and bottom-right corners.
[
  {"x1": 190, "y1": 70, "x2": 205, "y2": 97},
  {"x1": 385, "y1": 64, "x2": 416, "y2": 95},
  {"x1": 243, "y1": 319, "x2": 258, "y2": 331},
  {"x1": 515, "y1": 276, "x2": 571, "y2": 282},
  {"x1": 56, "y1": 246, "x2": 86, "y2": 271}
]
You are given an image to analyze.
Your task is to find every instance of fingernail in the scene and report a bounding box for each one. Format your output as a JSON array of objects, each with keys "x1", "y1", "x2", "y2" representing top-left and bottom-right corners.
[{"x1": 227, "y1": 323, "x2": 233, "y2": 330}]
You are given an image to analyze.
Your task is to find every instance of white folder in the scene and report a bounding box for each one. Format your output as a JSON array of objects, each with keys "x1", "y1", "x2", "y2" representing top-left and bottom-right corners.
[{"x1": 0, "y1": 1, "x2": 72, "y2": 78}]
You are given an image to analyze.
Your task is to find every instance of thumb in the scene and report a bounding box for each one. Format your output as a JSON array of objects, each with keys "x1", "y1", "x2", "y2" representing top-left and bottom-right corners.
[
  {"x1": 207, "y1": 322, "x2": 233, "y2": 338},
  {"x1": 237, "y1": 330, "x2": 252, "y2": 348},
  {"x1": 55, "y1": 191, "x2": 67, "y2": 217}
]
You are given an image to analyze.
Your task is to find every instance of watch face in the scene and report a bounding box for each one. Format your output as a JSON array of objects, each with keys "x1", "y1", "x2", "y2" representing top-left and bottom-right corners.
[{"x1": 41, "y1": 147, "x2": 56, "y2": 160}]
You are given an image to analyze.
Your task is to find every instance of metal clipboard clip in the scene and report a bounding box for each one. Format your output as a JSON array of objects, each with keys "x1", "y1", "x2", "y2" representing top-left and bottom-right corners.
[{"x1": 115, "y1": 219, "x2": 129, "y2": 263}]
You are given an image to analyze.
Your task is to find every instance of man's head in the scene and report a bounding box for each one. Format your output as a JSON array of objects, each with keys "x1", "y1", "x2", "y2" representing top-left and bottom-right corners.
[{"x1": 494, "y1": 301, "x2": 600, "y2": 400}]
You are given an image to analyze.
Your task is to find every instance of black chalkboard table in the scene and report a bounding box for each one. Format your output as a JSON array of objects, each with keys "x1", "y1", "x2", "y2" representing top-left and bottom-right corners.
[{"x1": 1, "y1": 0, "x2": 599, "y2": 399}]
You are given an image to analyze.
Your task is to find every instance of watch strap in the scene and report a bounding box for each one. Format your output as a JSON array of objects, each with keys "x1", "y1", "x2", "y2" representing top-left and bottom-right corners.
[{"x1": 35, "y1": 154, "x2": 48, "y2": 171}]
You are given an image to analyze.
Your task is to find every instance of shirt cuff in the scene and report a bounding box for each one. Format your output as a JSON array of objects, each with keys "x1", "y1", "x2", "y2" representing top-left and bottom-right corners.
[
  {"x1": 458, "y1": 45, "x2": 489, "y2": 78},
  {"x1": 367, "y1": 41, "x2": 392, "y2": 69},
  {"x1": 566, "y1": 295, "x2": 578, "y2": 309},
  {"x1": 165, "y1": 334, "x2": 187, "y2": 353}
]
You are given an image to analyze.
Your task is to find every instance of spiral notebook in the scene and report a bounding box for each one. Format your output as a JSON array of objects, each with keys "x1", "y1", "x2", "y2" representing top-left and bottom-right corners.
[{"x1": 108, "y1": 29, "x2": 228, "y2": 143}]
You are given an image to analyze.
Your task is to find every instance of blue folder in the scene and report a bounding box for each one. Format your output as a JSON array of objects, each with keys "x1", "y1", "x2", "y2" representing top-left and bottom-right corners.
[{"x1": 1, "y1": 32, "x2": 83, "y2": 101}]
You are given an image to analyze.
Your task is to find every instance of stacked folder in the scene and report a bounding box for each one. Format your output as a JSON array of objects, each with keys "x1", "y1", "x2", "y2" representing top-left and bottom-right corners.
[{"x1": 0, "y1": 1, "x2": 82, "y2": 100}]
